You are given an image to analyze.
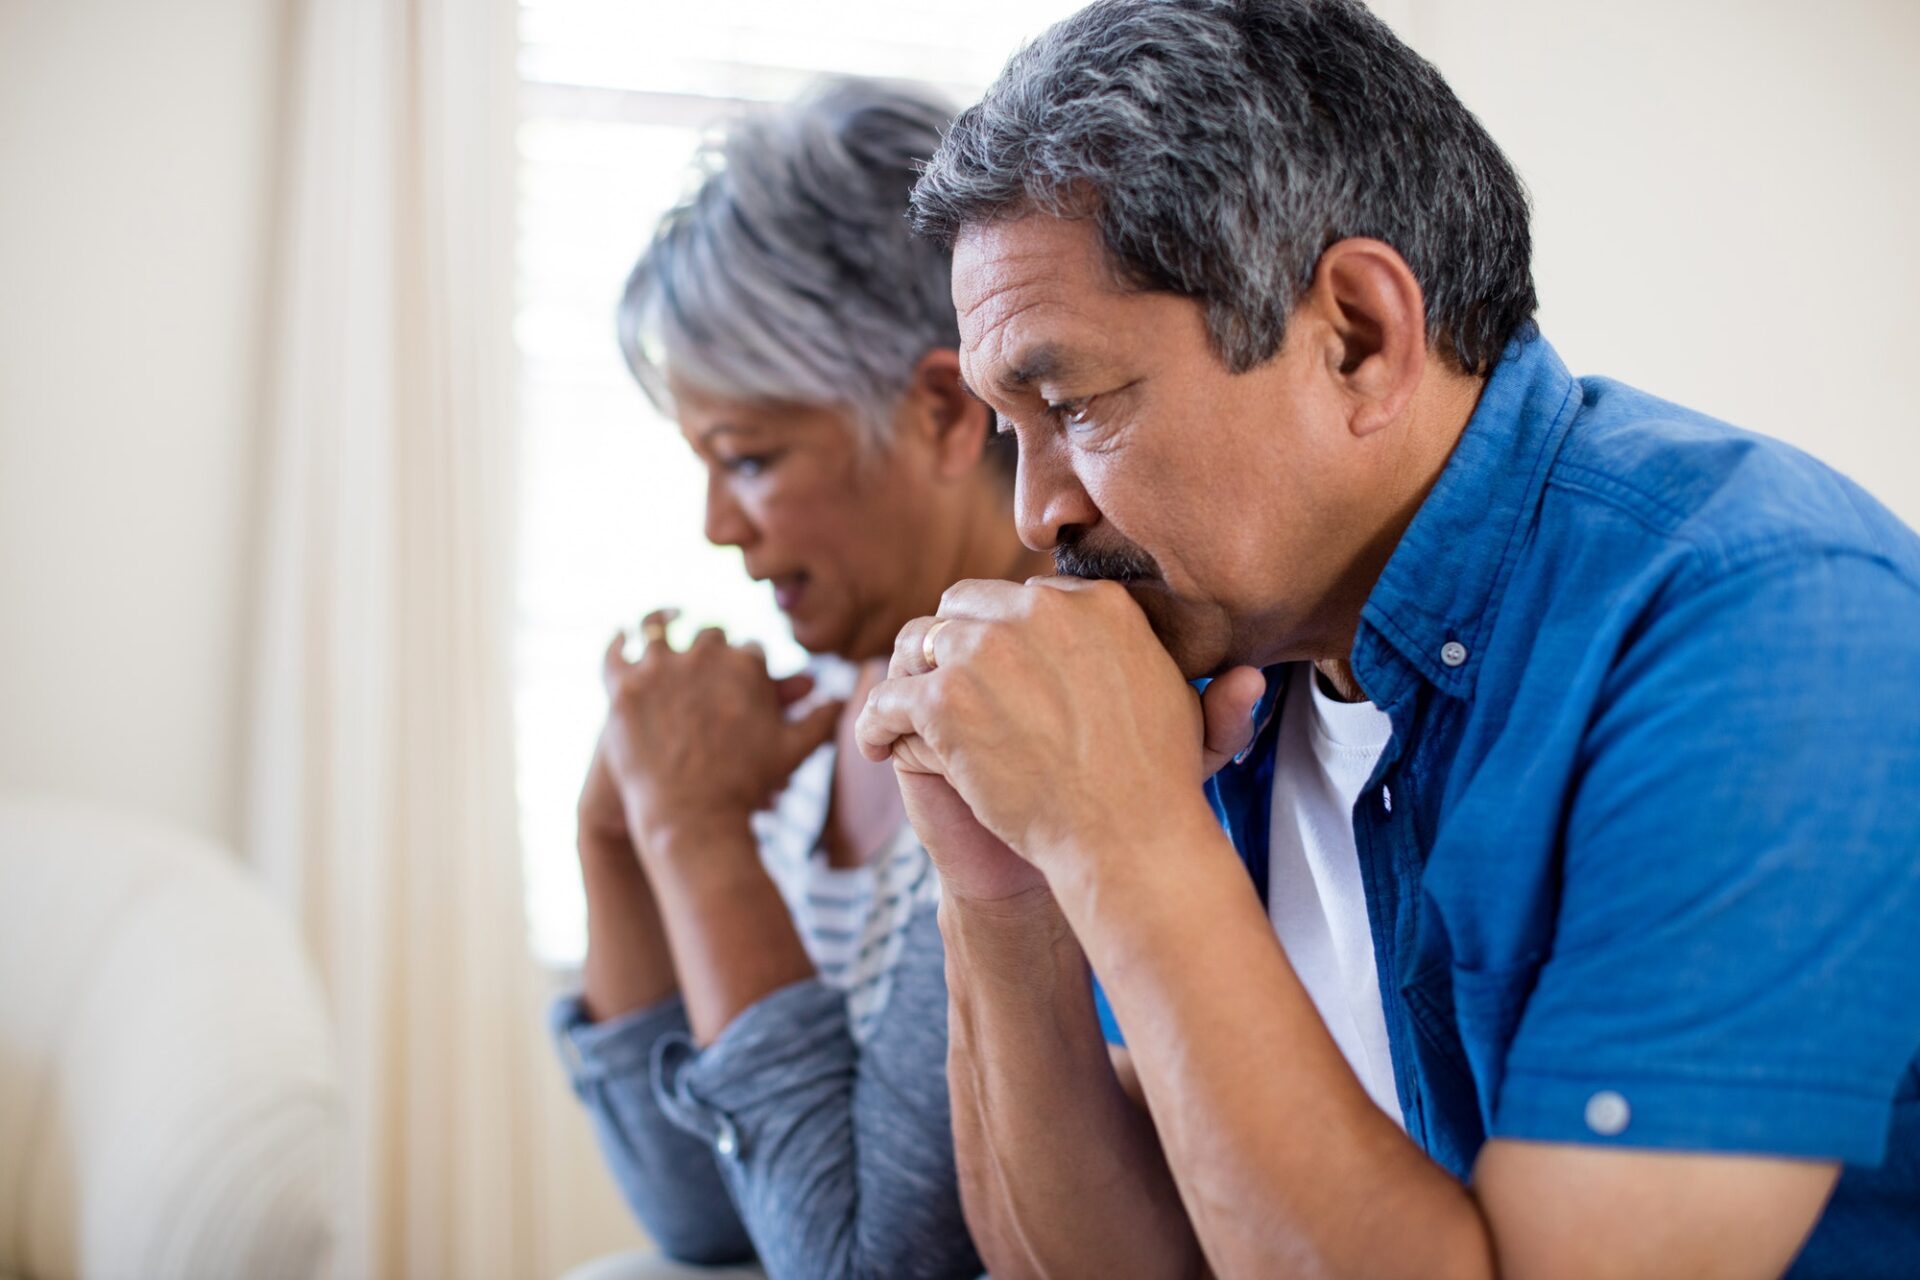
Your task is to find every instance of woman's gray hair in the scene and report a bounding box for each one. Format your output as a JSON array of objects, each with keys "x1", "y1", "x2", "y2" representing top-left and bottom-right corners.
[
  {"x1": 910, "y1": 0, "x2": 1538, "y2": 376},
  {"x1": 618, "y1": 78, "x2": 963, "y2": 450}
]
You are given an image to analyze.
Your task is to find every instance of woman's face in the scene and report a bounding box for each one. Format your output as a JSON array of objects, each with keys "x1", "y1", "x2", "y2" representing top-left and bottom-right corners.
[{"x1": 671, "y1": 379, "x2": 956, "y2": 662}]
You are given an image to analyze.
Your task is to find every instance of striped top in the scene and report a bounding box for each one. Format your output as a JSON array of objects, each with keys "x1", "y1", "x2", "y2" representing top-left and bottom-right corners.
[{"x1": 751, "y1": 658, "x2": 940, "y2": 1045}]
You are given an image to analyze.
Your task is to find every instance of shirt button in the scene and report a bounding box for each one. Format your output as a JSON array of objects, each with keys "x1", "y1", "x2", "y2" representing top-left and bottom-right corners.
[
  {"x1": 714, "y1": 1117, "x2": 740, "y2": 1159},
  {"x1": 1585, "y1": 1090, "x2": 1631, "y2": 1136},
  {"x1": 1440, "y1": 640, "x2": 1469, "y2": 668}
]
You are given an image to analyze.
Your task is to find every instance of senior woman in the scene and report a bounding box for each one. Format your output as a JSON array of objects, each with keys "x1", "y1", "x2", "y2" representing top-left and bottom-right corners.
[{"x1": 548, "y1": 79, "x2": 1044, "y2": 1279}]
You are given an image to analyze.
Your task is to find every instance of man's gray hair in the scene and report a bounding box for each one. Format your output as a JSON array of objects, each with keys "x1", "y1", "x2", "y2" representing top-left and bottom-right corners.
[
  {"x1": 910, "y1": 0, "x2": 1538, "y2": 375},
  {"x1": 619, "y1": 78, "x2": 962, "y2": 448}
]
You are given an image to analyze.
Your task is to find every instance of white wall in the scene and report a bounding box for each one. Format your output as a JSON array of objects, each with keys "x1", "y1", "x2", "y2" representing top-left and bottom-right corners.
[
  {"x1": 0, "y1": 0, "x2": 281, "y2": 847},
  {"x1": 1390, "y1": 0, "x2": 1920, "y2": 526}
]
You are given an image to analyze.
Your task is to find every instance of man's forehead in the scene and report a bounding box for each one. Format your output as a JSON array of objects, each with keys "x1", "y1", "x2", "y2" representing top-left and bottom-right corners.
[
  {"x1": 952, "y1": 215, "x2": 1115, "y2": 389},
  {"x1": 956, "y1": 312, "x2": 1099, "y2": 402},
  {"x1": 952, "y1": 214, "x2": 1109, "y2": 319}
]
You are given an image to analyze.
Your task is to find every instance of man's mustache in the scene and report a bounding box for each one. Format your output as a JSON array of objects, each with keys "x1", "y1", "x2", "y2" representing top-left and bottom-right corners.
[{"x1": 1053, "y1": 538, "x2": 1161, "y2": 583}]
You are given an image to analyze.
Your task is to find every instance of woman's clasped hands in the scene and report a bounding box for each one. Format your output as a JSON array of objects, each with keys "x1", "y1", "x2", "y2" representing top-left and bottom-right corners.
[{"x1": 596, "y1": 607, "x2": 844, "y2": 865}]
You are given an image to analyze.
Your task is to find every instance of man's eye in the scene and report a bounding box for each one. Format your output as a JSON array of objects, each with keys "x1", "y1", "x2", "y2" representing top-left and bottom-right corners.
[{"x1": 1048, "y1": 398, "x2": 1093, "y2": 428}]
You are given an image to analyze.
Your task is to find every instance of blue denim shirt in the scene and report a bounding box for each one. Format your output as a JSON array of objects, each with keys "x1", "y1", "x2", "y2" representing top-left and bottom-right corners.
[{"x1": 1100, "y1": 334, "x2": 1920, "y2": 1277}]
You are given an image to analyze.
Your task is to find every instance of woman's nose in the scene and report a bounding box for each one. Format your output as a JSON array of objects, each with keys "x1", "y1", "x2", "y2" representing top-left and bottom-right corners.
[{"x1": 704, "y1": 474, "x2": 756, "y2": 549}]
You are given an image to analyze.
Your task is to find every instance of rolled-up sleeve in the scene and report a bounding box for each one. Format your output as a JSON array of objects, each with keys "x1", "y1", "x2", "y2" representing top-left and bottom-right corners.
[
  {"x1": 652, "y1": 903, "x2": 981, "y2": 1280},
  {"x1": 550, "y1": 993, "x2": 756, "y2": 1266}
]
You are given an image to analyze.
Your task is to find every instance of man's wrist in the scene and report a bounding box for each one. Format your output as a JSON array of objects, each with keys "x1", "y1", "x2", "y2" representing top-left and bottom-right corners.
[
  {"x1": 1035, "y1": 787, "x2": 1223, "y2": 916},
  {"x1": 940, "y1": 886, "x2": 1079, "y2": 985},
  {"x1": 941, "y1": 881, "x2": 1068, "y2": 933}
]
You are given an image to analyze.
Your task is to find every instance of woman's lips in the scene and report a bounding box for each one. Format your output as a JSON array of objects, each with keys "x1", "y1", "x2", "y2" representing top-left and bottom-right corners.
[{"x1": 772, "y1": 572, "x2": 809, "y2": 613}]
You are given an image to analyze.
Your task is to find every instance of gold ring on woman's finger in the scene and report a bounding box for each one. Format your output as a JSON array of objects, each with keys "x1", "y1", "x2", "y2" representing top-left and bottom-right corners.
[
  {"x1": 921, "y1": 619, "x2": 951, "y2": 671},
  {"x1": 641, "y1": 618, "x2": 670, "y2": 646}
]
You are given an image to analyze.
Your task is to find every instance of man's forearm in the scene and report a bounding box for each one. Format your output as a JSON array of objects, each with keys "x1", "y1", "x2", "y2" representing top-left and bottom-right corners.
[
  {"x1": 1049, "y1": 808, "x2": 1494, "y2": 1280},
  {"x1": 642, "y1": 816, "x2": 815, "y2": 1045},
  {"x1": 941, "y1": 890, "x2": 1207, "y2": 1280}
]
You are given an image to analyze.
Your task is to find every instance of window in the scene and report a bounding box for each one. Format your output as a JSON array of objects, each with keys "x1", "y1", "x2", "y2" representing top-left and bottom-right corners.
[{"x1": 513, "y1": 0, "x2": 1084, "y2": 965}]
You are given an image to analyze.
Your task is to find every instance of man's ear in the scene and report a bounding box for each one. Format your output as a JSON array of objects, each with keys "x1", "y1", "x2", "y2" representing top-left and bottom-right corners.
[
  {"x1": 902, "y1": 348, "x2": 993, "y2": 479},
  {"x1": 1301, "y1": 238, "x2": 1428, "y2": 438}
]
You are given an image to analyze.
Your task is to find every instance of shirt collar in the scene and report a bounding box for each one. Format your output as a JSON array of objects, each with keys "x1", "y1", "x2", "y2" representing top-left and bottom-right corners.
[{"x1": 1356, "y1": 332, "x2": 1581, "y2": 708}]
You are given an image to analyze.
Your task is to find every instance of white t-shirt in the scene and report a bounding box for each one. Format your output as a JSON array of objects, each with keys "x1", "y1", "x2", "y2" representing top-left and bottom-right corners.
[{"x1": 1266, "y1": 662, "x2": 1404, "y2": 1128}]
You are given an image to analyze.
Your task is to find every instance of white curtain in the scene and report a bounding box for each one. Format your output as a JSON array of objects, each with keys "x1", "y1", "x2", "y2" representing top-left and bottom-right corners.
[{"x1": 247, "y1": 1, "x2": 547, "y2": 1276}]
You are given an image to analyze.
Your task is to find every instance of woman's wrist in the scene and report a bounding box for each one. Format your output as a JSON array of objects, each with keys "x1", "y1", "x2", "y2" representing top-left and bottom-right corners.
[
  {"x1": 635, "y1": 806, "x2": 754, "y2": 856},
  {"x1": 577, "y1": 822, "x2": 642, "y2": 871},
  {"x1": 635, "y1": 811, "x2": 767, "y2": 900}
]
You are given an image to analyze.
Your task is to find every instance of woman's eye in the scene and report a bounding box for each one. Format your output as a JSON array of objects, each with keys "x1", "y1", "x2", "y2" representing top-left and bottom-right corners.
[{"x1": 722, "y1": 453, "x2": 774, "y2": 477}]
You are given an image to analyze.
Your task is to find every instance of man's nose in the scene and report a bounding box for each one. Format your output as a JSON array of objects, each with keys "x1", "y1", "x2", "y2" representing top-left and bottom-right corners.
[{"x1": 1014, "y1": 435, "x2": 1100, "y2": 553}]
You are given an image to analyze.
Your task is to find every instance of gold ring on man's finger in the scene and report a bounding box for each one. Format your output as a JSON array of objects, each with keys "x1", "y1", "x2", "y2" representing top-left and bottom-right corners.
[{"x1": 921, "y1": 619, "x2": 951, "y2": 671}]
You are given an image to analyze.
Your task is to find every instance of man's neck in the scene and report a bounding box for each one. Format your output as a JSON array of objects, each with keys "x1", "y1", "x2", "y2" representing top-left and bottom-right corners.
[
  {"x1": 1313, "y1": 659, "x2": 1368, "y2": 704},
  {"x1": 1317, "y1": 361, "x2": 1489, "y2": 686}
]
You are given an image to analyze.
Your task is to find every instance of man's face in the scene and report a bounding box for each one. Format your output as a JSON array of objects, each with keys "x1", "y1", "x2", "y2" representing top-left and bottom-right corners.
[{"x1": 951, "y1": 213, "x2": 1373, "y2": 677}]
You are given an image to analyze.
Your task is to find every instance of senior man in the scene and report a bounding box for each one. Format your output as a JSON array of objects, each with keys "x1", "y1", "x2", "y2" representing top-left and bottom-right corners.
[{"x1": 853, "y1": 2, "x2": 1920, "y2": 1278}]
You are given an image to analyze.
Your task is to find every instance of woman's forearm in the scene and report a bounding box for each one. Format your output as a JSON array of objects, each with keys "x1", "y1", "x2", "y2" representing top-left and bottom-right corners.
[
  {"x1": 578, "y1": 831, "x2": 679, "y2": 1022},
  {"x1": 640, "y1": 815, "x2": 816, "y2": 1045}
]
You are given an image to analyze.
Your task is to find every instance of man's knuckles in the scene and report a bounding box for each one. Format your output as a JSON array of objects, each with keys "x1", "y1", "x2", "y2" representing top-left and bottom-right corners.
[
  {"x1": 1051, "y1": 576, "x2": 1135, "y2": 624},
  {"x1": 936, "y1": 577, "x2": 1006, "y2": 617},
  {"x1": 891, "y1": 621, "x2": 929, "y2": 676},
  {"x1": 949, "y1": 617, "x2": 1007, "y2": 667}
]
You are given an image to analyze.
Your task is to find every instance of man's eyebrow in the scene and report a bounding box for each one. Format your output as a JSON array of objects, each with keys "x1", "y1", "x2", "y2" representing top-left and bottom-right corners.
[
  {"x1": 962, "y1": 344, "x2": 1076, "y2": 404},
  {"x1": 1002, "y1": 343, "x2": 1070, "y2": 393}
]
